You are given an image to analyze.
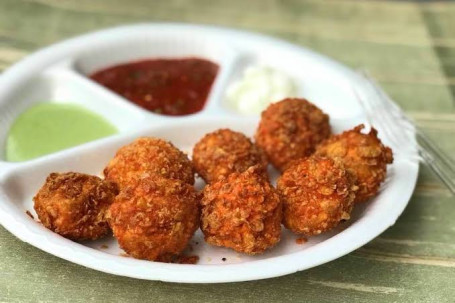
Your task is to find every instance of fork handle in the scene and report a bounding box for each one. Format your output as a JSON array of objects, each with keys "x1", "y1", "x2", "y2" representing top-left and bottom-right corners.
[
  {"x1": 416, "y1": 130, "x2": 455, "y2": 195},
  {"x1": 416, "y1": 128, "x2": 455, "y2": 172}
]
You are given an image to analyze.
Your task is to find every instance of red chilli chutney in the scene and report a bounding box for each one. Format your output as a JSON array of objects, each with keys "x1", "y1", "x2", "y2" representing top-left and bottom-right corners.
[{"x1": 90, "y1": 58, "x2": 219, "y2": 116}]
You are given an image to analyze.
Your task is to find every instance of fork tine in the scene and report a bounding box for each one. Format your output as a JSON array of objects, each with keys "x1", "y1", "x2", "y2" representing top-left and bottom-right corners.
[
  {"x1": 362, "y1": 71, "x2": 455, "y2": 173},
  {"x1": 356, "y1": 71, "x2": 455, "y2": 195},
  {"x1": 353, "y1": 74, "x2": 425, "y2": 165},
  {"x1": 366, "y1": 87, "x2": 404, "y2": 141},
  {"x1": 351, "y1": 85, "x2": 373, "y2": 129},
  {"x1": 353, "y1": 80, "x2": 403, "y2": 150},
  {"x1": 360, "y1": 72, "x2": 414, "y2": 144}
]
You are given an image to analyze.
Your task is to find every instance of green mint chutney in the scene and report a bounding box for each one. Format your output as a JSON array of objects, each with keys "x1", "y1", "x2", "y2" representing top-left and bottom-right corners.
[{"x1": 5, "y1": 102, "x2": 118, "y2": 162}]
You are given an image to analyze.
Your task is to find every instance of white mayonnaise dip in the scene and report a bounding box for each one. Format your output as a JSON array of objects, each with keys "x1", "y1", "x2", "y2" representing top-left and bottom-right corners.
[{"x1": 225, "y1": 66, "x2": 297, "y2": 115}]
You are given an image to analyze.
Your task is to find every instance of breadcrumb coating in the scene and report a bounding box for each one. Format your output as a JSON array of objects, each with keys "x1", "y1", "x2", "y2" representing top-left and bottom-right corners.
[
  {"x1": 33, "y1": 172, "x2": 119, "y2": 241},
  {"x1": 277, "y1": 156, "x2": 357, "y2": 236},
  {"x1": 201, "y1": 166, "x2": 282, "y2": 254},
  {"x1": 315, "y1": 124, "x2": 393, "y2": 202},
  {"x1": 255, "y1": 98, "x2": 331, "y2": 171},
  {"x1": 104, "y1": 137, "x2": 194, "y2": 189},
  {"x1": 193, "y1": 129, "x2": 268, "y2": 183},
  {"x1": 107, "y1": 176, "x2": 199, "y2": 262}
]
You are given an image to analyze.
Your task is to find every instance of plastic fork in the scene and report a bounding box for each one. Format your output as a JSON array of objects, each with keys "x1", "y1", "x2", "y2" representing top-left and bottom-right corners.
[{"x1": 353, "y1": 71, "x2": 455, "y2": 195}]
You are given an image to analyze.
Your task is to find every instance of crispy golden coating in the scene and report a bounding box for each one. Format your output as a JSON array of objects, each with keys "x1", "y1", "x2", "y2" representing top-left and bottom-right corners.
[
  {"x1": 255, "y1": 98, "x2": 331, "y2": 171},
  {"x1": 201, "y1": 166, "x2": 282, "y2": 254},
  {"x1": 33, "y1": 172, "x2": 119, "y2": 241},
  {"x1": 315, "y1": 124, "x2": 393, "y2": 202},
  {"x1": 107, "y1": 176, "x2": 199, "y2": 262},
  {"x1": 192, "y1": 129, "x2": 268, "y2": 183},
  {"x1": 104, "y1": 137, "x2": 194, "y2": 188},
  {"x1": 277, "y1": 156, "x2": 357, "y2": 236}
]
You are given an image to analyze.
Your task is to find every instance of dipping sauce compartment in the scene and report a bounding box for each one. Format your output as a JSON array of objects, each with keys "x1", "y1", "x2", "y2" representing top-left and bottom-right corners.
[
  {"x1": 216, "y1": 49, "x2": 363, "y2": 119},
  {"x1": 73, "y1": 32, "x2": 237, "y2": 117},
  {"x1": 90, "y1": 58, "x2": 219, "y2": 116},
  {"x1": 0, "y1": 69, "x2": 146, "y2": 162}
]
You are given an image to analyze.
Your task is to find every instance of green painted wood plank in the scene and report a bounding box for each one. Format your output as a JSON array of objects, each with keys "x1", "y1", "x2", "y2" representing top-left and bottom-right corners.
[{"x1": 381, "y1": 82, "x2": 453, "y2": 112}]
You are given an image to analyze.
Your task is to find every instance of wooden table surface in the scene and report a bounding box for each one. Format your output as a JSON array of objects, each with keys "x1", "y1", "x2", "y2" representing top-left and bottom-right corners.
[{"x1": 1, "y1": 0, "x2": 454, "y2": 302}]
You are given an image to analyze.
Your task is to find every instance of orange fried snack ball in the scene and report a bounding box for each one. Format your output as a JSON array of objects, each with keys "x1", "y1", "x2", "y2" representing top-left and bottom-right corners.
[
  {"x1": 107, "y1": 177, "x2": 199, "y2": 262},
  {"x1": 277, "y1": 156, "x2": 357, "y2": 236},
  {"x1": 315, "y1": 124, "x2": 393, "y2": 203},
  {"x1": 255, "y1": 98, "x2": 331, "y2": 171},
  {"x1": 104, "y1": 137, "x2": 194, "y2": 188},
  {"x1": 201, "y1": 166, "x2": 282, "y2": 254},
  {"x1": 193, "y1": 129, "x2": 268, "y2": 183},
  {"x1": 33, "y1": 172, "x2": 119, "y2": 241}
]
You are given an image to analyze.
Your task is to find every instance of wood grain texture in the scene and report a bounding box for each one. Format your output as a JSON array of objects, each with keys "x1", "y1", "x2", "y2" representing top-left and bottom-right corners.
[{"x1": 0, "y1": 0, "x2": 454, "y2": 302}]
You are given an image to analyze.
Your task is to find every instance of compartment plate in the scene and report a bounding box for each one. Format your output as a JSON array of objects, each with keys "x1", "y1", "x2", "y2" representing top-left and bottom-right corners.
[{"x1": 0, "y1": 24, "x2": 418, "y2": 283}]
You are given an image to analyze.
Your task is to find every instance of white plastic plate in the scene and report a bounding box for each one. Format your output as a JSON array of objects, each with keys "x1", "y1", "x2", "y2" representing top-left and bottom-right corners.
[{"x1": 0, "y1": 24, "x2": 418, "y2": 283}]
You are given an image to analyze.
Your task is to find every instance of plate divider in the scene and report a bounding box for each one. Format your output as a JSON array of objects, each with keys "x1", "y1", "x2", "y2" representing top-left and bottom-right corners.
[
  {"x1": 46, "y1": 66, "x2": 156, "y2": 125},
  {"x1": 202, "y1": 49, "x2": 245, "y2": 116}
]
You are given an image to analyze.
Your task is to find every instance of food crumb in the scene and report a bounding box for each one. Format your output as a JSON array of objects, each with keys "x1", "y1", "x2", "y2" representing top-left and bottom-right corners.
[
  {"x1": 176, "y1": 255, "x2": 199, "y2": 264},
  {"x1": 296, "y1": 237, "x2": 308, "y2": 245},
  {"x1": 100, "y1": 244, "x2": 109, "y2": 249},
  {"x1": 222, "y1": 257, "x2": 226, "y2": 262},
  {"x1": 25, "y1": 210, "x2": 34, "y2": 219},
  {"x1": 207, "y1": 257, "x2": 212, "y2": 262},
  {"x1": 120, "y1": 253, "x2": 130, "y2": 258}
]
